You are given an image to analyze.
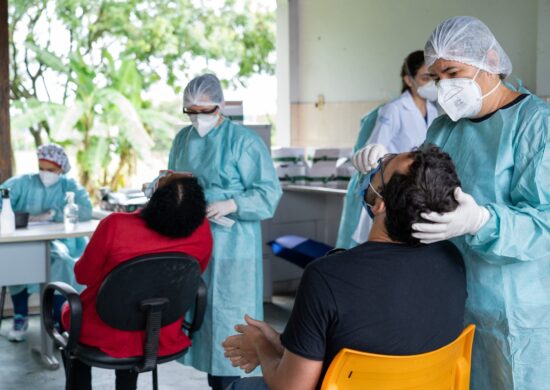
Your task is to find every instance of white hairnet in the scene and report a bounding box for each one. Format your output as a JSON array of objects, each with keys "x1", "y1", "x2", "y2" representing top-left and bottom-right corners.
[
  {"x1": 183, "y1": 73, "x2": 225, "y2": 108},
  {"x1": 424, "y1": 16, "x2": 512, "y2": 77}
]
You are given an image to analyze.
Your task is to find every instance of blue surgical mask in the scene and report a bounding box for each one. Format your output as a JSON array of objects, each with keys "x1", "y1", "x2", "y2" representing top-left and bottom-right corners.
[{"x1": 360, "y1": 165, "x2": 383, "y2": 219}]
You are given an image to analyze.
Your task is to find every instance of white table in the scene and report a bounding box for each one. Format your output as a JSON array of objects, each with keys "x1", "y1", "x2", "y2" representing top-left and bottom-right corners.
[{"x1": 0, "y1": 220, "x2": 99, "y2": 369}]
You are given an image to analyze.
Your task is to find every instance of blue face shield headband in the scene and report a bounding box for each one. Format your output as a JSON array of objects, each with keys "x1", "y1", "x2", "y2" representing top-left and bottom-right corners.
[
  {"x1": 361, "y1": 165, "x2": 382, "y2": 219},
  {"x1": 360, "y1": 154, "x2": 396, "y2": 218}
]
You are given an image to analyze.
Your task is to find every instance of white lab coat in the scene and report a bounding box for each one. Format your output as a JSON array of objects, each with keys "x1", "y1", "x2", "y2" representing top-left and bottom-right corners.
[{"x1": 352, "y1": 90, "x2": 439, "y2": 243}]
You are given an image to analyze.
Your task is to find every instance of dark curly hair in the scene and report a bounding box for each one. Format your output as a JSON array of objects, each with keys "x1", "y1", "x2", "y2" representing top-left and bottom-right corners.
[
  {"x1": 140, "y1": 177, "x2": 206, "y2": 238},
  {"x1": 382, "y1": 145, "x2": 461, "y2": 245}
]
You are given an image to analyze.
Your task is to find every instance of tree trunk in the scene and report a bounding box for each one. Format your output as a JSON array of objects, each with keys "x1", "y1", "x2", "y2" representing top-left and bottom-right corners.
[
  {"x1": 110, "y1": 151, "x2": 129, "y2": 191},
  {"x1": 0, "y1": 0, "x2": 12, "y2": 183}
]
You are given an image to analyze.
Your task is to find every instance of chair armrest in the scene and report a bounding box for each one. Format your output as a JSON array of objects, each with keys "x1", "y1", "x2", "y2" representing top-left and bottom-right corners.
[
  {"x1": 183, "y1": 278, "x2": 207, "y2": 335},
  {"x1": 41, "y1": 282, "x2": 82, "y2": 352}
]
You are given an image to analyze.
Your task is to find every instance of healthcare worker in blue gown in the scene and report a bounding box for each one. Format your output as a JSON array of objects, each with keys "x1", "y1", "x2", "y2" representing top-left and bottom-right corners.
[
  {"x1": 168, "y1": 74, "x2": 282, "y2": 390},
  {"x1": 0, "y1": 144, "x2": 92, "y2": 342},
  {"x1": 353, "y1": 16, "x2": 550, "y2": 390},
  {"x1": 336, "y1": 50, "x2": 439, "y2": 248}
]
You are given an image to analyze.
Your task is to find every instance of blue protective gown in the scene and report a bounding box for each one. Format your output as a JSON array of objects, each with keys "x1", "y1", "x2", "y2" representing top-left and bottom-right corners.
[
  {"x1": 0, "y1": 174, "x2": 92, "y2": 295},
  {"x1": 336, "y1": 91, "x2": 438, "y2": 248},
  {"x1": 170, "y1": 118, "x2": 282, "y2": 376},
  {"x1": 426, "y1": 94, "x2": 550, "y2": 390},
  {"x1": 335, "y1": 107, "x2": 379, "y2": 249}
]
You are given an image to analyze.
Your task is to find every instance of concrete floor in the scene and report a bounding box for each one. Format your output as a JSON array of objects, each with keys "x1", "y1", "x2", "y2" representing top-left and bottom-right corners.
[{"x1": 0, "y1": 296, "x2": 294, "y2": 390}]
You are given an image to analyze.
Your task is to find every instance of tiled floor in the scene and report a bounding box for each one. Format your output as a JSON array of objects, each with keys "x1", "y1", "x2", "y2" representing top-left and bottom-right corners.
[{"x1": 0, "y1": 296, "x2": 294, "y2": 390}]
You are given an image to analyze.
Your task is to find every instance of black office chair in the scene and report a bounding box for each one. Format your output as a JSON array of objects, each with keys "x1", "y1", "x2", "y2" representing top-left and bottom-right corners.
[{"x1": 42, "y1": 252, "x2": 207, "y2": 390}]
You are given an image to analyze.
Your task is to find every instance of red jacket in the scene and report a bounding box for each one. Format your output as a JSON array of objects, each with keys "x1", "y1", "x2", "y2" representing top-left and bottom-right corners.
[{"x1": 62, "y1": 212, "x2": 212, "y2": 358}]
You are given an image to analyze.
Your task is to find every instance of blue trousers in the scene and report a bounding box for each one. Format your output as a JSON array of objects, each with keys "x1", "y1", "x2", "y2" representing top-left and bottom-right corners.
[
  {"x1": 227, "y1": 377, "x2": 269, "y2": 390},
  {"x1": 207, "y1": 374, "x2": 241, "y2": 390},
  {"x1": 11, "y1": 288, "x2": 65, "y2": 324}
]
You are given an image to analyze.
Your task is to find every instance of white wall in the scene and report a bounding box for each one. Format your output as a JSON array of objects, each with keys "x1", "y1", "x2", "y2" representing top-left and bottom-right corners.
[
  {"x1": 291, "y1": 0, "x2": 538, "y2": 103},
  {"x1": 276, "y1": 0, "x2": 291, "y2": 146},
  {"x1": 537, "y1": 0, "x2": 550, "y2": 96},
  {"x1": 279, "y1": 0, "x2": 540, "y2": 147}
]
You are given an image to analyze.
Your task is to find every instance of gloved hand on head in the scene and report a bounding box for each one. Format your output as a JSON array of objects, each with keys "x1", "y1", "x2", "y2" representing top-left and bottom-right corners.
[
  {"x1": 143, "y1": 172, "x2": 193, "y2": 198},
  {"x1": 207, "y1": 199, "x2": 238, "y2": 219},
  {"x1": 351, "y1": 144, "x2": 389, "y2": 174},
  {"x1": 143, "y1": 177, "x2": 160, "y2": 199},
  {"x1": 412, "y1": 187, "x2": 490, "y2": 244}
]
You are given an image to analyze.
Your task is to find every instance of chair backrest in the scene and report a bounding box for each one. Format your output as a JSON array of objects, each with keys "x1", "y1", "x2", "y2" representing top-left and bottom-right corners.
[
  {"x1": 321, "y1": 325, "x2": 475, "y2": 390},
  {"x1": 96, "y1": 252, "x2": 201, "y2": 331}
]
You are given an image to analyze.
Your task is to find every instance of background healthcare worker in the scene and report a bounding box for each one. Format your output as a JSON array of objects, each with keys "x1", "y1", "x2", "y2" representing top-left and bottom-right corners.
[
  {"x1": 353, "y1": 16, "x2": 550, "y2": 390},
  {"x1": 336, "y1": 50, "x2": 439, "y2": 248},
  {"x1": 0, "y1": 143, "x2": 92, "y2": 342},
  {"x1": 167, "y1": 74, "x2": 282, "y2": 390}
]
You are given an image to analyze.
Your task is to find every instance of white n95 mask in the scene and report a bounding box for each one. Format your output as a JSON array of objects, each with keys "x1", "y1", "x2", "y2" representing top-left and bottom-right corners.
[
  {"x1": 191, "y1": 114, "x2": 219, "y2": 137},
  {"x1": 39, "y1": 171, "x2": 61, "y2": 187},
  {"x1": 417, "y1": 81, "x2": 438, "y2": 102},
  {"x1": 437, "y1": 68, "x2": 501, "y2": 122}
]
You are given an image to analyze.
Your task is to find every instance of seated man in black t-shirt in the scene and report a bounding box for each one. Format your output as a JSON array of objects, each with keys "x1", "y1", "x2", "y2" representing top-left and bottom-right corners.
[{"x1": 223, "y1": 146, "x2": 467, "y2": 390}]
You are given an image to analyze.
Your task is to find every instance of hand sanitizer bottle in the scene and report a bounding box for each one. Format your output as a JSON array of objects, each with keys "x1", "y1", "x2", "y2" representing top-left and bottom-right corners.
[
  {"x1": 64, "y1": 192, "x2": 79, "y2": 231},
  {"x1": 0, "y1": 188, "x2": 15, "y2": 235}
]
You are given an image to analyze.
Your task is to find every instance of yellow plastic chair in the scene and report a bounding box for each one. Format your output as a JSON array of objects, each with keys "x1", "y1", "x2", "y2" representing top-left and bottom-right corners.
[{"x1": 321, "y1": 325, "x2": 475, "y2": 390}]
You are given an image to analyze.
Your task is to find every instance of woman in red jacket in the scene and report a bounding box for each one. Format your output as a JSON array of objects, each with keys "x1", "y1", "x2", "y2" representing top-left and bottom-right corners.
[{"x1": 62, "y1": 175, "x2": 213, "y2": 390}]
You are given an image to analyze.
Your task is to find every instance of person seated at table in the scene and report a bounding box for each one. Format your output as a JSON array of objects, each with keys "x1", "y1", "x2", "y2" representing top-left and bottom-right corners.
[
  {"x1": 0, "y1": 143, "x2": 92, "y2": 342},
  {"x1": 222, "y1": 146, "x2": 467, "y2": 390},
  {"x1": 61, "y1": 175, "x2": 213, "y2": 390}
]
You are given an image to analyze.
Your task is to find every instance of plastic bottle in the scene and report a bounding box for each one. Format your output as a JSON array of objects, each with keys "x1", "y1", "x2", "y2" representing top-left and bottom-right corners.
[
  {"x1": 64, "y1": 192, "x2": 79, "y2": 231},
  {"x1": 0, "y1": 188, "x2": 15, "y2": 235}
]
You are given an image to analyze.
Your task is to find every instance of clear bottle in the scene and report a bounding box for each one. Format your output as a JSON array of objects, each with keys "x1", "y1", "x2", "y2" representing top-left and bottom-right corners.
[
  {"x1": 63, "y1": 192, "x2": 79, "y2": 231},
  {"x1": 0, "y1": 188, "x2": 15, "y2": 235}
]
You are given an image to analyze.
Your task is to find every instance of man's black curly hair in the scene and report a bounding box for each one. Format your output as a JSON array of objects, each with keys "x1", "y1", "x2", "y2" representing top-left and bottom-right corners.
[
  {"x1": 382, "y1": 145, "x2": 461, "y2": 245},
  {"x1": 140, "y1": 177, "x2": 206, "y2": 238}
]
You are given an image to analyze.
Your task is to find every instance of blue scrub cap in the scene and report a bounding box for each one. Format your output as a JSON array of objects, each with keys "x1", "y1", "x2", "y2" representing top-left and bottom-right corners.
[
  {"x1": 424, "y1": 16, "x2": 512, "y2": 77},
  {"x1": 183, "y1": 73, "x2": 225, "y2": 109}
]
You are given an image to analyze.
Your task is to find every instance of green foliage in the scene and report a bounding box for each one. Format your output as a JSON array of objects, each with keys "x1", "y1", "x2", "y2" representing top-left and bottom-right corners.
[
  {"x1": 47, "y1": 0, "x2": 275, "y2": 88},
  {"x1": 9, "y1": 0, "x2": 276, "y2": 191},
  {"x1": 12, "y1": 52, "x2": 159, "y2": 190}
]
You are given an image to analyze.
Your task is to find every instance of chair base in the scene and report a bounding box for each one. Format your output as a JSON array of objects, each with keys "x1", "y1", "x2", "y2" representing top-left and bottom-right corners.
[{"x1": 61, "y1": 344, "x2": 189, "y2": 390}]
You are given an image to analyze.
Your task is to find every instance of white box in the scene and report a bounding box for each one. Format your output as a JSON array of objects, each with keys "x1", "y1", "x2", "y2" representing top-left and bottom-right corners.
[
  {"x1": 306, "y1": 148, "x2": 340, "y2": 187},
  {"x1": 272, "y1": 147, "x2": 308, "y2": 186},
  {"x1": 336, "y1": 160, "x2": 355, "y2": 188},
  {"x1": 222, "y1": 101, "x2": 244, "y2": 124}
]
